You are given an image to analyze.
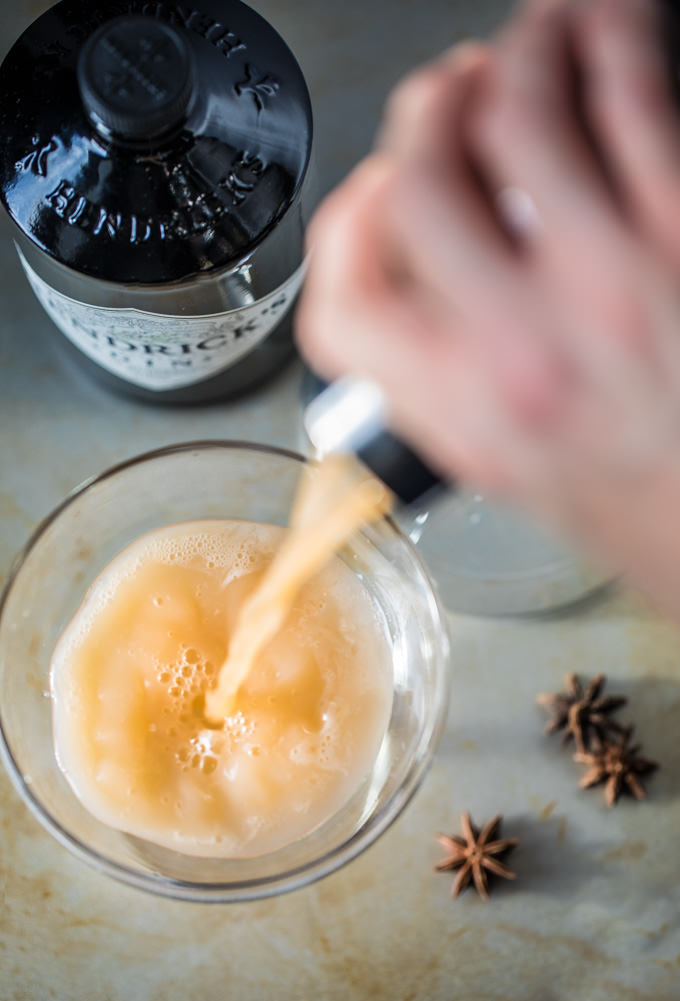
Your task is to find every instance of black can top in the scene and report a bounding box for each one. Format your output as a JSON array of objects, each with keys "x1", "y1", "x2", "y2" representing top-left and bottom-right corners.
[{"x1": 0, "y1": 1, "x2": 312, "y2": 285}]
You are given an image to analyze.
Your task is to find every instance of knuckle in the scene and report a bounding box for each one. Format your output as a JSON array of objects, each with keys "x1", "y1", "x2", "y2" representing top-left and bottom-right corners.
[
  {"x1": 503, "y1": 97, "x2": 549, "y2": 142},
  {"x1": 472, "y1": 100, "x2": 532, "y2": 156},
  {"x1": 385, "y1": 66, "x2": 447, "y2": 129},
  {"x1": 473, "y1": 82, "x2": 558, "y2": 155}
]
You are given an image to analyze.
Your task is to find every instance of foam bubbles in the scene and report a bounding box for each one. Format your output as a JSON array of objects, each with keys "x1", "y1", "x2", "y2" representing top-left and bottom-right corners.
[
  {"x1": 52, "y1": 522, "x2": 284, "y2": 667},
  {"x1": 143, "y1": 521, "x2": 282, "y2": 578},
  {"x1": 50, "y1": 518, "x2": 394, "y2": 859}
]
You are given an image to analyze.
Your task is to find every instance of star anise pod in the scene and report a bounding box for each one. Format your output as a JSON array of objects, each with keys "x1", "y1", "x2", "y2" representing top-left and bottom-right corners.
[
  {"x1": 574, "y1": 726, "x2": 658, "y2": 806},
  {"x1": 536, "y1": 672, "x2": 627, "y2": 753},
  {"x1": 435, "y1": 813, "x2": 518, "y2": 900}
]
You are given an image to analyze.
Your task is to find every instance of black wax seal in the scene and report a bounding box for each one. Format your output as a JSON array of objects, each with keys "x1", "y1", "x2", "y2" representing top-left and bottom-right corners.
[
  {"x1": 0, "y1": 0, "x2": 312, "y2": 284},
  {"x1": 77, "y1": 15, "x2": 197, "y2": 142}
]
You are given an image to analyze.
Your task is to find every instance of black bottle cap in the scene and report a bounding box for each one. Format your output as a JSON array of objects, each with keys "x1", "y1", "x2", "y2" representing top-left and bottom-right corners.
[
  {"x1": 77, "y1": 16, "x2": 196, "y2": 142},
  {"x1": 0, "y1": 0, "x2": 312, "y2": 285}
]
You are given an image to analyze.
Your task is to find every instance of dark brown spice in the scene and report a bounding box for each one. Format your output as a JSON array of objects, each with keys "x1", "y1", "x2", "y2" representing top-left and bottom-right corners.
[
  {"x1": 435, "y1": 813, "x2": 518, "y2": 901},
  {"x1": 574, "y1": 726, "x2": 658, "y2": 806},
  {"x1": 536, "y1": 673, "x2": 627, "y2": 753}
]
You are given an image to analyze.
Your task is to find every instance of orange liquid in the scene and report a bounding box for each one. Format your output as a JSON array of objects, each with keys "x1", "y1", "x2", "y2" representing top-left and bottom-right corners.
[
  {"x1": 206, "y1": 454, "x2": 392, "y2": 720},
  {"x1": 50, "y1": 519, "x2": 393, "y2": 857}
]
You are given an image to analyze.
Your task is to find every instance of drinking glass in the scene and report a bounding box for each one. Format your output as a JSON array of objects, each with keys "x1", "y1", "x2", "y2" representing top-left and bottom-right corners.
[{"x1": 0, "y1": 442, "x2": 450, "y2": 901}]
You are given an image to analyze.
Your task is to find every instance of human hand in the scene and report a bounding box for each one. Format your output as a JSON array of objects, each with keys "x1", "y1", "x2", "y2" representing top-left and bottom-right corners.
[{"x1": 296, "y1": 0, "x2": 680, "y2": 614}]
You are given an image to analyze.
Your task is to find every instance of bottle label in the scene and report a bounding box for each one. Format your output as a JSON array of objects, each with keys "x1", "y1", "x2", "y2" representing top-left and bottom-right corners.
[{"x1": 18, "y1": 250, "x2": 305, "y2": 391}]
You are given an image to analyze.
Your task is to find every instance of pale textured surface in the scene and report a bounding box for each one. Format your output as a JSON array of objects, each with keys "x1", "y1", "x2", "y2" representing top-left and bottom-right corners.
[{"x1": 3, "y1": 1, "x2": 680, "y2": 1000}]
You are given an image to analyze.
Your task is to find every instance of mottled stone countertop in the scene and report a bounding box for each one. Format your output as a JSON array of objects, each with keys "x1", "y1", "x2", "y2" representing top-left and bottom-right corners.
[{"x1": 1, "y1": 2, "x2": 680, "y2": 1000}]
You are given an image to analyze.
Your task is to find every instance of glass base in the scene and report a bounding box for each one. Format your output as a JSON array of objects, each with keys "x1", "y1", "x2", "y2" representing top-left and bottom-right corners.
[{"x1": 397, "y1": 490, "x2": 612, "y2": 616}]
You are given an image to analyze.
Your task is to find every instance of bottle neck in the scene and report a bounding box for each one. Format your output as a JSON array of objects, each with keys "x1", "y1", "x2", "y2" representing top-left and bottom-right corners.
[{"x1": 303, "y1": 375, "x2": 443, "y2": 507}]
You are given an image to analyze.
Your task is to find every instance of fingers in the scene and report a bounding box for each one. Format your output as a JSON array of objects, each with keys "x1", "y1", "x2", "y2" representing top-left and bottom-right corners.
[
  {"x1": 297, "y1": 155, "x2": 457, "y2": 402},
  {"x1": 295, "y1": 156, "x2": 543, "y2": 489},
  {"x1": 298, "y1": 155, "x2": 437, "y2": 379},
  {"x1": 378, "y1": 39, "x2": 516, "y2": 292},
  {"x1": 379, "y1": 42, "x2": 572, "y2": 419},
  {"x1": 576, "y1": 0, "x2": 680, "y2": 262},
  {"x1": 470, "y1": 0, "x2": 629, "y2": 268},
  {"x1": 385, "y1": 163, "x2": 572, "y2": 422},
  {"x1": 377, "y1": 42, "x2": 490, "y2": 166},
  {"x1": 298, "y1": 0, "x2": 680, "y2": 495},
  {"x1": 301, "y1": 30, "x2": 573, "y2": 442},
  {"x1": 464, "y1": 0, "x2": 666, "y2": 400}
]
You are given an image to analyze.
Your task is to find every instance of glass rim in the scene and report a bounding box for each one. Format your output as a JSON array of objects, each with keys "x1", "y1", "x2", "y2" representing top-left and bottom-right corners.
[{"x1": 0, "y1": 440, "x2": 451, "y2": 902}]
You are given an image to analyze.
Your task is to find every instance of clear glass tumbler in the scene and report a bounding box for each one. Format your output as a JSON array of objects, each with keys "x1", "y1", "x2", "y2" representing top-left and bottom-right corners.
[{"x1": 0, "y1": 442, "x2": 450, "y2": 901}]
